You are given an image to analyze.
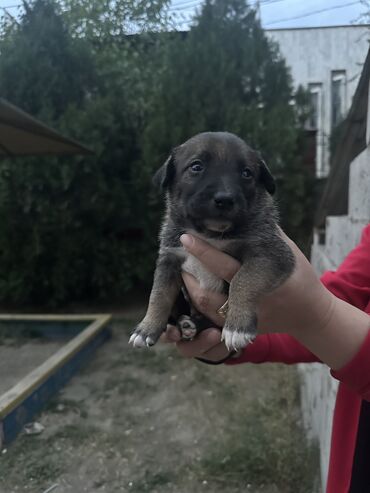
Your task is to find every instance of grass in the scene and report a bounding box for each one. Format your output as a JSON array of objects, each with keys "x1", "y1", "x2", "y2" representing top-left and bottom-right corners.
[
  {"x1": 128, "y1": 470, "x2": 175, "y2": 493},
  {"x1": 44, "y1": 397, "x2": 88, "y2": 417},
  {"x1": 0, "y1": 423, "x2": 106, "y2": 493},
  {"x1": 0, "y1": 435, "x2": 64, "y2": 487},
  {"x1": 112, "y1": 343, "x2": 174, "y2": 374},
  {"x1": 193, "y1": 369, "x2": 319, "y2": 493}
]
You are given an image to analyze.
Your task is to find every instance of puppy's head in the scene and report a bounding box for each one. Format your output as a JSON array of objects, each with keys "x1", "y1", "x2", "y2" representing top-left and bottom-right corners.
[{"x1": 153, "y1": 132, "x2": 275, "y2": 238}]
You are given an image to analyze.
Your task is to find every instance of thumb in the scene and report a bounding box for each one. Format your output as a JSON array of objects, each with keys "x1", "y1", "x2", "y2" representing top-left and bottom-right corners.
[{"x1": 180, "y1": 234, "x2": 240, "y2": 283}]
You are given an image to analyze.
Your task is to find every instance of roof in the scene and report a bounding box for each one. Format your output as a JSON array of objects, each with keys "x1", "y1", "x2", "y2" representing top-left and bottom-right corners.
[
  {"x1": 265, "y1": 24, "x2": 370, "y2": 32},
  {"x1": 315, "y1": 47, "x2": 370, "y2": 228}
]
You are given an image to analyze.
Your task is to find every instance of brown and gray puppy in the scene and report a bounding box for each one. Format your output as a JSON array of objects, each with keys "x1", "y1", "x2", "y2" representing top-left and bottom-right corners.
[{"x1": 129, "y1": 132, "x2": 295, "y2": 350}]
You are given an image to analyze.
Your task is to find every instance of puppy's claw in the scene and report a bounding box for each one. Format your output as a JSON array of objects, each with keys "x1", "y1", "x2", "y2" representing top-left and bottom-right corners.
[
  {"x1": 222, "y1": 327, "x2": 256, "y2": 351},
  {"x1": 130, "y1": 333, "x2": 146, "y2": 348},
  {"x1": 129, "y1": 333, "x2": 137, "y2": 344},
  {"x1": 146, "y1": 337, "x2": 155, "y2": 347},
  {"x1": 129, "y1": 329, "x2": 160, "y2": 348}
]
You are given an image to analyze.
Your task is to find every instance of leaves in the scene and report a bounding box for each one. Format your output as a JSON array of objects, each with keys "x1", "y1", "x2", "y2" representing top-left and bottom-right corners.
[{"x1": 0, "y1": 0, "x2": 315, "y2": 306}]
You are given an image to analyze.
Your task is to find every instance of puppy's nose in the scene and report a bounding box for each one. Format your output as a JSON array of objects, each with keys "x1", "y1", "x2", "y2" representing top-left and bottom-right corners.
[{"x1": 213, "y1": 192, "x2": 235, "y2": 210}]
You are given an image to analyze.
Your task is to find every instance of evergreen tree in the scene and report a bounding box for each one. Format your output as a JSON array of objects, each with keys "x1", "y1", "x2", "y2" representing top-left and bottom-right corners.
[
  {"x1": 143, "y1": 0, "x2": 314, "y2": 246},
  {"x1": 0, "y1": 0, "x2": 167, "y2": 305},
  {"x1": 0, "y1": 0, "x2": 94, "y2": 121}
]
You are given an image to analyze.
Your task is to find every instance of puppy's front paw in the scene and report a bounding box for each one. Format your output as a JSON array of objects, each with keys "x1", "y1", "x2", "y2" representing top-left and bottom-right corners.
[
  {"x1": 221, "y1": 313, "x2": 257, "y2": 351},
  {"x1": 221, "y1": 327, "x2": 256, "y2": 351},
  {"x1": 129, "y1": 324, "x2": 164, "y2": 348}
]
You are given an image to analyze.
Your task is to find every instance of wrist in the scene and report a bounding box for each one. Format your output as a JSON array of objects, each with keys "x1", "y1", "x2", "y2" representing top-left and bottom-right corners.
[
  {"x1": 291, "y1": 294, "x2": 370, "y2": 370},
  {"x1": 287, "y1": 284, "x2": 335, "y2": 339}
]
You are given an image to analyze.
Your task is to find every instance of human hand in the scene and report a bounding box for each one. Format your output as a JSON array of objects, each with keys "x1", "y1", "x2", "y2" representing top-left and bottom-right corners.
[
  {"x1": 178, "y1": 231, "x2": 336, "y2": 335},
  {"x1": 162, "y1": 324, "x2": 233, "y2": 362},
  {"x1": 160, "y1": 229, "x2": 287, "y2": 361},
  {"x1": 163, "y1": 230, "x2": 370, "y2": 370},
  {"x1": 162, "y1": 229, "x2": 333, "y2": 361},
  {"x1": 160, "y1": 232, "x2": 240, "y2": 362}
]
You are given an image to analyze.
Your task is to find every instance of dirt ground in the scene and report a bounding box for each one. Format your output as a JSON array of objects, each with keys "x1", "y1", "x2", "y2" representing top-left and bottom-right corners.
[
  {"x1": 0, "y1": 309, "x2": 318, "y2": 493},
  {"x1": 0, "y1": 340, "x2": 64, "y2": 394}
]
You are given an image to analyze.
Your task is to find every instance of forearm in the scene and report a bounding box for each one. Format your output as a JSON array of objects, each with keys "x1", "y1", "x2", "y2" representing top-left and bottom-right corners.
[{"x1": 289, "y1": 294, "x2": 370, "y2": 371}]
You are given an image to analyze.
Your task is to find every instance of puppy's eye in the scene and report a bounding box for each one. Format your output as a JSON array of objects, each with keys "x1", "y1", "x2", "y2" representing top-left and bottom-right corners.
[
  {"x1": 190, "y1": 160, "x2": 204, "y2": 173},
  {"x1": 242, "y1": 167, "x2": 253, "y2": 179}
]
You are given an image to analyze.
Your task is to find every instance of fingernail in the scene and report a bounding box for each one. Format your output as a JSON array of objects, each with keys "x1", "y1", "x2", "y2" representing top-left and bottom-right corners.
[{"x1": 180, "y1": 234, "x2": 193, "y2": 249}]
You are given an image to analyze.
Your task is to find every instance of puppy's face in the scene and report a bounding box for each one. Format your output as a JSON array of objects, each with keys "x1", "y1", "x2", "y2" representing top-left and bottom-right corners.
[{"x1": 154, "y1": 132, "x2": 275, "y2": 238}]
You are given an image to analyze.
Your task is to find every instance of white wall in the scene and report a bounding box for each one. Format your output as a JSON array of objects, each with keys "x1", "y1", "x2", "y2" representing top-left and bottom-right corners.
[
  {"x1": 266, "y1": 26, "x2": 369, "y2": 177},
  {"x1": 300, "y1": 120, "x2": 370, "y2": 491}
]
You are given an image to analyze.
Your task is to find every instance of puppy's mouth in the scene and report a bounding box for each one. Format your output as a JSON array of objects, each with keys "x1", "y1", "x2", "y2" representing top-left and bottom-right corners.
[{"x1": 203, "y1": 219, "x2": 233, "y2": 233}]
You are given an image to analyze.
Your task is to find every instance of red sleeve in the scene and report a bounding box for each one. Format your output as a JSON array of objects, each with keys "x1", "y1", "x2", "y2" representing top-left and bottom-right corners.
[
  {"x1": 227, "y1": 224, "x2": 370, "y2": 367},
  {"x1": 329, "y1": 225, "x2": 370, "y2": 400},
  {"x1": 331, "y1": 329, "x2": 370, "y2": 401},
  {"x1": 320, "y1": 225, "x2": 370, "y2": 311},
  {"x1": 226, "y1": 332, "x2": 320, "y2": 366}
]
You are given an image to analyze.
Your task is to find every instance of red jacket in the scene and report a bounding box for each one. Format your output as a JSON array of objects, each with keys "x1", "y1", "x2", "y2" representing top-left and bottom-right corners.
[{"x1": 227, "y1": 225, "x2": 370, "y2": 492}]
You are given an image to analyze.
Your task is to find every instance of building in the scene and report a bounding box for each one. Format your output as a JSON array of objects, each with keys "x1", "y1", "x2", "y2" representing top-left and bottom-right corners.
[{"x1": 266, "y1": 25, "x2": 370, "y2": 177}]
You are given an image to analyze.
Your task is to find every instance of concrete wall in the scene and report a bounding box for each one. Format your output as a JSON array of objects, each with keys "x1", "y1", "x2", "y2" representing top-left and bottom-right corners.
[
  {"x1": 266, "y1": 26, "x2": 369, "y2": 177},
  {"x1": 300, "y1": 123, "x2": 370, "y2": 491}
]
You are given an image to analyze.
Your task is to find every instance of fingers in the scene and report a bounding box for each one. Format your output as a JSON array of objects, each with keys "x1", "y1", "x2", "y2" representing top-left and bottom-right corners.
[
  {"x1": 182, "y1": 272, "x2": 227, "y2": 326},
  {"x1": 176, "y1": 328, "x2": 229, "y2": 361},
  {"x1": 201, "y1": 342, "x2": 234, "y2": 362},
  {"x1": 161, "y1": 325, "x2": 182, "y2": 343},
  {"x1": 180, "y1": 234, "x2": 240, "y2": 283},
  {"x1": 161, "y1": 326, "x2": 230, "y2": 362}
]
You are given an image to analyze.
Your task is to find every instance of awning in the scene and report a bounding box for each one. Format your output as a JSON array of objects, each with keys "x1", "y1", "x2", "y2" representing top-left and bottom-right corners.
[{"x1": 0, "y1": 98, "x2": 93, "y2": 157}]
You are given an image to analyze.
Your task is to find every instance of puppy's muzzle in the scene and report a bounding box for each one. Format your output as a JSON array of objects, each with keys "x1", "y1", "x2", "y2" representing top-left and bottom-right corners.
[{"x1": 213, "y1": 192, "x2": 235, "y2": 211}]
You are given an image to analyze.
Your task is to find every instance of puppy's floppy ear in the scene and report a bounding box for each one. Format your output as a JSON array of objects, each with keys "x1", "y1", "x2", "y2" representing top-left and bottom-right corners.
[
  {"x1": 258, "y1": 158, "x2": 276, "y2": 195},
  {"x1": 152, "y1": 153, "x2": 176, "y2": 192}
]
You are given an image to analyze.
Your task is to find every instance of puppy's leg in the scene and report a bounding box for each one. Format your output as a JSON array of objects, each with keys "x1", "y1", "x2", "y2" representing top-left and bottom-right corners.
[
  {"x1": 130, "y1": 253, "x2": 182, "y2": 348},
  {"x1": 222, "y1": 258, "x2": 282, "y2": 350},
  {"x1": 222, "y1": 236, "x2": 295, "y2": 350}
]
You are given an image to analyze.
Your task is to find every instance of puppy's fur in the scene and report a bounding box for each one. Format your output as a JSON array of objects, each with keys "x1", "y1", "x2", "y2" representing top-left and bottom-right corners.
[{"x1": 130, "y1": 132, "x2": 295, "y2": 350}]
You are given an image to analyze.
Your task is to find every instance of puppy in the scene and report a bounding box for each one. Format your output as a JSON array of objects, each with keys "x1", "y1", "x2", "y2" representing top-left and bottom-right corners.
[{"x1": 129, "y1": 132, "x2": 295, "y2": 350}]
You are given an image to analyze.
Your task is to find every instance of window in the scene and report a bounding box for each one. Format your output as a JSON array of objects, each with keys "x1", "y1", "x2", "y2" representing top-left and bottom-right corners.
[
  {"x1": 307, "y1": 83, "x2": 322, "y2": 131},
  {"x1": 331, "y1": 71, "x2": 346, "y2": 129},
  {"x1": 306, "y1": 83, "x2": 326, "y2": 177}
]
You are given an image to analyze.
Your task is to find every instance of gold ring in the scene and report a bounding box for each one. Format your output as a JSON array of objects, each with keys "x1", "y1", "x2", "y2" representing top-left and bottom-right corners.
[{"x1": 217, "y1": 300, "x2": 229, "y2": 319}]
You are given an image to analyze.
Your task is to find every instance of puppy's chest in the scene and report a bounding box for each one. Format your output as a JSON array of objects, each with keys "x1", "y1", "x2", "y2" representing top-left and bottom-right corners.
[{"x1": 182, "y1": 253, "x2": 224, "y2": 293}]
